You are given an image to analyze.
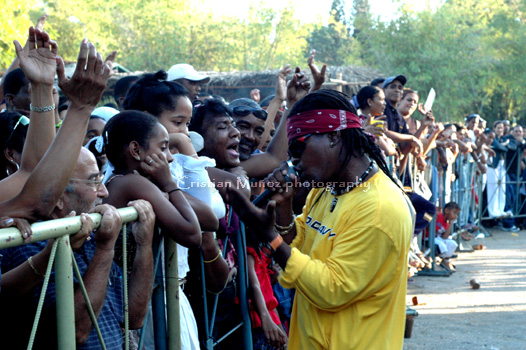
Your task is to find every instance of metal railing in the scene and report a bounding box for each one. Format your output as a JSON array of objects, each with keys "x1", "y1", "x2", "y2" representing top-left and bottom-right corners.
[
  {"x1": 1, "y1": 204, "x2": 255, "y2": 350},
  {"x1": 0, "y1": 207, "x2": 138, "y2": 350}
]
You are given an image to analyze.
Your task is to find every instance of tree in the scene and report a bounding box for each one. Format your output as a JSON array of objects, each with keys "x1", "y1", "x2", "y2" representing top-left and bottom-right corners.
[{"x1": 305, "y1": 0, "x2": 359, "y2": 66}]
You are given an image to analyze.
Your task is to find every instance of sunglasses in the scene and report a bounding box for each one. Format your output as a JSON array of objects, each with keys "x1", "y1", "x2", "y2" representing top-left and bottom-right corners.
[
  {"x1": 232, "y1": 105, "x2": 268, "y2": 120},
  {"x1": 5, "y1": 115, "x2": 30, "y2": 145},
  {"x1": 288, "y1": 134, "x2": 313, "y2": 159}
]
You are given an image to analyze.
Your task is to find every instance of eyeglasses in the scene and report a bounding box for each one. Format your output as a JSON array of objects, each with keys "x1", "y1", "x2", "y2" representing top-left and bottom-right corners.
[
  {"x1": 231, "y1": 105, "x2": 268, "y2": 120},
  {"x1": 288, "y1": 134, "x2": 313, "y2": 159},
  {"x1": 5, "y1": 115, "x2": 30, "y2": 145},
  {"x1": 69, "y1": 175, "x2": 104, "y2": 192}
]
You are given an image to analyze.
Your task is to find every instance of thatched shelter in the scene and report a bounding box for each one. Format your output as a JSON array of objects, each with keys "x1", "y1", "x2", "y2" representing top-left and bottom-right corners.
[
  {"x1": 67, "y1": 64, "x2": 383, "y2": 105},
  {"x1": 201, "y1": 65, "x2": 384, "y2": 102}
]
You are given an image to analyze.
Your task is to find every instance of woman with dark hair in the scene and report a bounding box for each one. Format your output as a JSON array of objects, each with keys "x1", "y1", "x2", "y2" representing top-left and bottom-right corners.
[
  {"x1": 103, "y1": 110, "x2": 202, "y2": 244},
  {"x1": 103, "y1": 109, "x2": 226, "y2": 349},
  {"x1": 124, "y1": 71, "x2": 193, "y2": 137},
  {"x1": 354, "y1": 85, "x2": 396, "y2": 157},
  {"x1": 228, "y1": 89, "x2": 414, "y2": 349},
  {"x1": 355, "y1": 85, "x2": 386, "y2": 119},
  {"x1": 0, "y1": 111, "x2": 29, "y2": 180}
]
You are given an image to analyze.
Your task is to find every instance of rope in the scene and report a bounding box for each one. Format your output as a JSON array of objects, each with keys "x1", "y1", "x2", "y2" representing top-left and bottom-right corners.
[
  {"x1": 27, "y1": 240, "x2": 59, "y2": 350},
  {"x1": 123, "y1": 223, "x2": 129, "y2": 350},
  {"x1": 71, "y1": 251, "x2": 107, "y2": 350}
]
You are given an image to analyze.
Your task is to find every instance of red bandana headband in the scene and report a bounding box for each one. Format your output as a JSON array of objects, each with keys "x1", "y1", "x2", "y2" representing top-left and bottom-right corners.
[{"x1": 287, "y1": 109, "x2": 362, "y2": 142}]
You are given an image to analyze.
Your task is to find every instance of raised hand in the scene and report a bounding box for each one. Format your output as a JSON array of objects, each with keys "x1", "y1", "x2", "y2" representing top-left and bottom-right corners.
[
  {"x1": 250, "y1": 89, "x2": 261, "y2": 103},
  {"x1": 276, "y1": 64, "x2": 292, "y2": 102},
  {"x1": 57, "y1": 39, "x2": 116, "y2": 110},
  {"x1": 421, "y1": 110, "x2": 435, "y2": 127},
  {"x1": 13, "y1": 26, "x2": 57, "y2": 86},
  {"x1": 35, "y1": 14, "x2": 48, "y2": 31},
  {"x1": 286, "y1": 67, "x2": 311, "y2": 108},
  {"x1": 307, "y1": 49, "x2": 327, "y2": 92},
  {"x1": 417, "y1": 103, "x2": 427, "y2": 115}
]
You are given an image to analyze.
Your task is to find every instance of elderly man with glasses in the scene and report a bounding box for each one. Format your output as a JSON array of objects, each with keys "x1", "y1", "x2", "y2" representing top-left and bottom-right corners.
[{"x1": 0, "y1": 148, "x2": 156, "y2": 349}]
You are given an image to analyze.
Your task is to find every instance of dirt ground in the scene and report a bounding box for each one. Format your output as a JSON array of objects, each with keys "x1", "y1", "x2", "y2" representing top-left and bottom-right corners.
[{"x1": 403, "y1": 228, "x2": 526, "y2": 350}]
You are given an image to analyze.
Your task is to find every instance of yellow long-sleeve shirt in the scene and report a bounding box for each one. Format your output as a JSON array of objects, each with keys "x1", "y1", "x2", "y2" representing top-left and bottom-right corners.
[{"x1": 279, "y1": 170, "x2": 414, "y2": 350}]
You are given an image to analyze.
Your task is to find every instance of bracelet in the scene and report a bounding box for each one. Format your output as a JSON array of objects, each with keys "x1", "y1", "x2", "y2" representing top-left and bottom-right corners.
[
  {"x1": 56, "y1": 120, "x2": 63, "y2": 128},
  {"x1": 167, "y1": 188, "x2": 181, "y2": 195},
  {"x1": 275, "y1": 227, "x2": 290, "y2": 236},
  {"x1": 203, "y1": 249, "x2": 221, "y2": 264},
  {"x1": 30, "y1": 103, "x2": 56, "y2": 113},
  {"x1": 28, "y1": 256, "x2": 45, "y2": 278},
  {"x1": 275, "y1": 221, "x2": 294, "y2": 231}
]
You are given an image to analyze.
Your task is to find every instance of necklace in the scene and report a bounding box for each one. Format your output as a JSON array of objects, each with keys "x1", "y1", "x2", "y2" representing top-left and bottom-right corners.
[{"x1": 328, "y1": 160, "x2": 375, "y2": 196}]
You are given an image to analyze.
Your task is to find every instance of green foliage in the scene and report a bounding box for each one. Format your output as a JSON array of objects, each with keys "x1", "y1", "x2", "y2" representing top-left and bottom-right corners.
[
  {"x1": 3, "y1": 0, "x2": 526, "y2": 124},
  {"x1": 355, "y1": 0, "x2": 526, "y2": 124},
  {"x1": 0, "y1": 0, "x2": 42, "y2": 68}
]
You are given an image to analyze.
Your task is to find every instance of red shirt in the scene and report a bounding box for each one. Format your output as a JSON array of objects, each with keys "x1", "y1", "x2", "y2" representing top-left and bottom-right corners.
[
  {"x1": 247, "y1": 247, "x2": 281, "y2": 328},
  {"x1": 435, "y1": 213, "x2": 448, "y2": 236}
]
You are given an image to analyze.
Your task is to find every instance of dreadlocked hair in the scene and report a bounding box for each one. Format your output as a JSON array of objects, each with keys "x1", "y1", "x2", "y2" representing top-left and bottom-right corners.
[{"x1": 289, "y1": 89, "x2": 403, "y2": 191}]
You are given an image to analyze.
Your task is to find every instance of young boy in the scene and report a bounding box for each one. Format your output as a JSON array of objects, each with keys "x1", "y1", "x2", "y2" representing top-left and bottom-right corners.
[{"x1": 435, "y1": 202, "x2": 460, "y2": 271}]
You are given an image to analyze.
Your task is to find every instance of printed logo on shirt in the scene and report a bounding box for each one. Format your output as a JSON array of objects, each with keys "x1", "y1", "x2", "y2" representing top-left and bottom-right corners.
[{"x1": 306, "y1": 216, "x2": 336, "y2": 238}]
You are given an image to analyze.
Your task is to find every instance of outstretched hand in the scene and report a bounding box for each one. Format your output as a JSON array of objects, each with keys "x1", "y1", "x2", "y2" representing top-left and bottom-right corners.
[
  {"x1": 57, "y1": 39, "x2": 116, "y2": 110},
  {"x1": 225, "y1": 186, "x2": 276, "y2": 242},
  {"x1": 275, "y1": 64, "x2": 292, "y2": 102},
  {"x1": 307, "y1": 49, "x2": 326, "y2": 92},
  {"x1": 13, "y1": 26, "x2": 57, "y2": 86},
  {"x1": 286, "y1": 67, "x2": 311, "y2": 107}
]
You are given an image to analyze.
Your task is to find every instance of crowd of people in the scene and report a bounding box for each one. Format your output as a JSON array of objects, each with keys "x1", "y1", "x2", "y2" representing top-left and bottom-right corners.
[{"x1": 0, "y1": 18, "x2": 523, "y2": 350}]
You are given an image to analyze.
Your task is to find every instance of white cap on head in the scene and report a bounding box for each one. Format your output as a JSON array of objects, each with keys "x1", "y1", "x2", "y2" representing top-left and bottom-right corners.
[
  {"x1": 91, "y1": 106, "x2": 119, "y2": 122},
  {"x1": 167, "y1": 64, "x2": 210, "y2": 83}
]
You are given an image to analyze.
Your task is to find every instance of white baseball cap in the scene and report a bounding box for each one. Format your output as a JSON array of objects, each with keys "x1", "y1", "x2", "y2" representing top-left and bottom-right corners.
[
  {"x1": 167, "y1": 64, "x2": 210, "y2": 83},
  {"x1": 91, "y1": 106, "x2": 119, "y2": 122}
]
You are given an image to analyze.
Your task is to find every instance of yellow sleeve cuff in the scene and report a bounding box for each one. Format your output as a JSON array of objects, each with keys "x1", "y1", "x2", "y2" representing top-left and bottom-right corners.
[{"x1": 278, "y1": 247, "x2": 311, "y2": 289}]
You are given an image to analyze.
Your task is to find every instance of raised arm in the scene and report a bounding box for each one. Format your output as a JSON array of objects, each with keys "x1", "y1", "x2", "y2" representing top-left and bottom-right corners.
[
  {"x1": 0, "y1": 15, "x2": 47, "y2": 103},
  {"x1": 0, "y1": 27, "x2": 57, "y2": 200},
  {"x1": 0, "y1": 40, "x2": 116, "y2": 219},
  {"x1": 241, "y1": 67, "x2": 310, "y2": 178},
  {"x1": 257, "y1": 65, "x2": 291, "y2": 150}
]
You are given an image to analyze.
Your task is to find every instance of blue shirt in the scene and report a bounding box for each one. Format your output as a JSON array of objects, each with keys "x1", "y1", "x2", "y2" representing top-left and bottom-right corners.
[{"x1": 1, "y1": 236, "x2": 124, "y2": 350}]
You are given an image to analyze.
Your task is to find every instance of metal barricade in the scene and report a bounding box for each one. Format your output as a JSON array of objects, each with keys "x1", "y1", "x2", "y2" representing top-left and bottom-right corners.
[
  {"x1": 479, "y1": 147, "x2": 525, "y2": 222},
  {"x1": 0, "y1": 207, "x2": 139, "y2": 350}
]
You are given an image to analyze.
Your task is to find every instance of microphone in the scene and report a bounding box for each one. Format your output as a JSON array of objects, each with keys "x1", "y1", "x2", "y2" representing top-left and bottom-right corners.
[{"x1": 252, "y1": 161, "x2": 297, "y2": 205}]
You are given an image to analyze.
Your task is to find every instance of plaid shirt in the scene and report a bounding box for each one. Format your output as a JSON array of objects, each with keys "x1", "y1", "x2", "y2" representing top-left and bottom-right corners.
[{"x1": 1, "y1": 235, "x2": 124, "y2": 350}]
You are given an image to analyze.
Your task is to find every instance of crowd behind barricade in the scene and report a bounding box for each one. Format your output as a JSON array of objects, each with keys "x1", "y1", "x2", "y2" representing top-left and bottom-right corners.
[{"x1": 0, "y1": 18, "x2": 523, "y2": 350}]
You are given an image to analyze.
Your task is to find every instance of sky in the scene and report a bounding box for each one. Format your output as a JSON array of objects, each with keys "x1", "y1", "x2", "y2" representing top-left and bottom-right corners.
[{"x1": 202, "y1": 0, "x2": 441, "y2": 24}]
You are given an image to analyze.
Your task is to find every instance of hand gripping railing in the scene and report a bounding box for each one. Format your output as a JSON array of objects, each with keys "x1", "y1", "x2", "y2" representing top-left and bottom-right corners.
[{"x1": 0, "y1": 207, "x2": 139, "y2": 350}]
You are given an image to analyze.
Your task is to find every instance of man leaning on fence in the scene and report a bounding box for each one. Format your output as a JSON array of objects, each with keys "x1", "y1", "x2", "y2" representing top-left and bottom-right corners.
[{"x1": 0, "y1": 148, "x2": 156, "y2": 350}]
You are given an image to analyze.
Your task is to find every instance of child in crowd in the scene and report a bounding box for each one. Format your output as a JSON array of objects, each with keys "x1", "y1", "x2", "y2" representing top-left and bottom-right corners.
[{"x1": 435, "y1": 202, "x2": 461, "y2": 271}]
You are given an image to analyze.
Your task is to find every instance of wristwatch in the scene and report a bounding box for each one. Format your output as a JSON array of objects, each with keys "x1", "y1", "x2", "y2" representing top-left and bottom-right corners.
[{"x1": 260, "y1": 235, "x2": 283, "y2": 256}]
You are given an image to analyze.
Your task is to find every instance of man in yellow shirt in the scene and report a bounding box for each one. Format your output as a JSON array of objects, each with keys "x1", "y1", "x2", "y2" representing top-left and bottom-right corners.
[{"x1": 229, "y1": 89, "x2": 415, "y2": 349}]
